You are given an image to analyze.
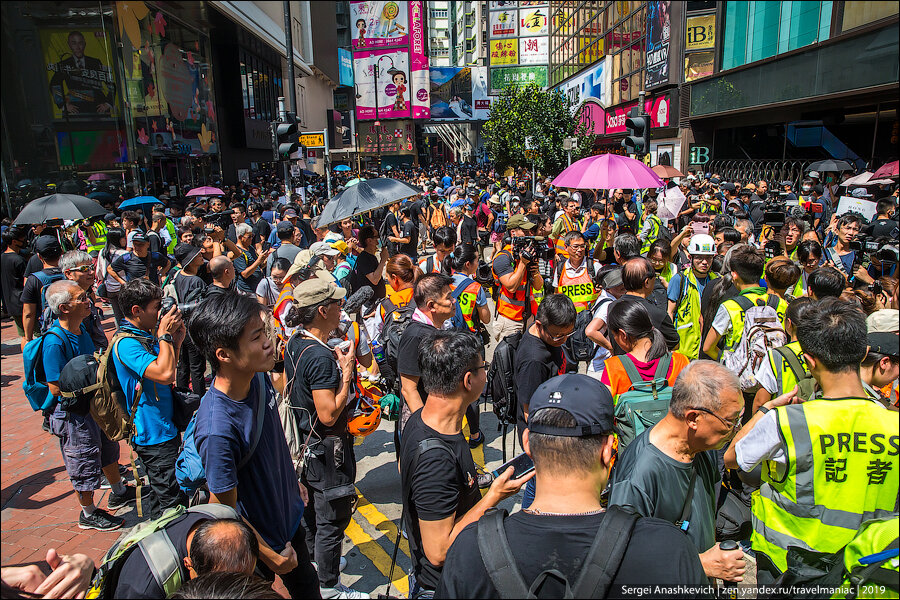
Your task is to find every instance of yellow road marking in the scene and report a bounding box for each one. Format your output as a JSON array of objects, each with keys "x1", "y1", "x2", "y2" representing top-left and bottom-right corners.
[
  {"x1": 355, "y1": 493, "x2": 410, "y2": 559},
  {"x1": 344, "y1": 516, "x2": 409, "y2": 596}
]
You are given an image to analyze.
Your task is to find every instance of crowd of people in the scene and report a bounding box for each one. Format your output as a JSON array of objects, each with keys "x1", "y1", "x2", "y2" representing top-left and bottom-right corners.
[{"x1": 1, "y1": 163, "x2": 898, "y2": 600}]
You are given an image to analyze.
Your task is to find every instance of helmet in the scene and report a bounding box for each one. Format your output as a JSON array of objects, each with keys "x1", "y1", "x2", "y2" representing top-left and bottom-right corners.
[
  {"x1": 347, "y1": 397, "x2": 382, "y2": 437},
  {"x1": 687, "y1": 234, "x2": 716, "y2": 256}
]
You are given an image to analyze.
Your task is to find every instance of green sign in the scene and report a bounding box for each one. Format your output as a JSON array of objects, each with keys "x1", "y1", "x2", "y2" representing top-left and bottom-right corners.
[{"x1": 490, "y1": 66, "x2": 548, "y2": 91}]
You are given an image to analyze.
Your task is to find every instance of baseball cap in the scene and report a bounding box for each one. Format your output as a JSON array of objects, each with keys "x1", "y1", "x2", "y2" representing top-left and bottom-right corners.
[
  {"x1": 867, "y1": 309, "x2": 899, "y2": 333},
  {"x1": 809, "y1": 171, "x2": 821, "y2": 179},
  {"x1": 850, "y1": 188, "x2": 873, "y2": 198},
  {"x1": 527, "y1": 375, "x2": 615, "y2": 437},
  {"x1": 709, "y1": 177, "x2": 721, "y2": 186},
  {"x1": 104, "y1": 213, "x2": 117, "y2": 223},
  {"x1": 131, "y1": 232, "x2": 149, "y2": 244},
  {"x1": 276, "y1": 220, "x2": 295, "y2": 233},
  {"x1": 598, "y1": 266, "x2": 623, "y2": 288},
  {"x1": 174, "y1": 243, "x2": 201, "y2": 267},
  {"x1": 34, "y1": 236, "x2": 62, "y2": 257},
  {"x1": 557, "y1": 191, "x2": 571, "y2": 199},
  {"x1": 506, "y1": 214, "x2": 535, "y2": 230},
  {"x1": 868, "y1": 332, "x2": 899, "y2": 358},
  {"x1": 780, "y1": 180, "x2": 793, "y2": 187},
  {"x1": 450, "y1": 197, "x2": 468, "y2": 209},
  {"x1": 310, "y1": 241, "x2": 341, "y2": 257},
  {"x1": 292, "y1": 278, "x2": 346, "y2": 309},
  {"x1": 721, "y1": 182, "x2": 736, "y2": 192},
  {"x1": 283, "y1": 209, "x2": 299, "y2": 218}
]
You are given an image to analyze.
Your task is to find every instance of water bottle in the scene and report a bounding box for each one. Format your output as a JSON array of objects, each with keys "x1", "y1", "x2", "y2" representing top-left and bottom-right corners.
[{"x1": 372, "y1": 339, "x2": 385, "y2": 364}]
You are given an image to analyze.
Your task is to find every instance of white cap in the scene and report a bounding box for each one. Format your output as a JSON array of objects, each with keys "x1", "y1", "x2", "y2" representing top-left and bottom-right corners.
[
  {"x1": 809, "y1": 171, "x2": 820, "y2": 179},
  {"x1": 310, "y1": 241, "x2": 341, "y2": 257}
]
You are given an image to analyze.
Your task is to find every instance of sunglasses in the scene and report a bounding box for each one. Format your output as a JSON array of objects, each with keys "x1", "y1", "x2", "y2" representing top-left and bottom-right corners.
[{"x1": 65, "y1": 264, "x2": 94, "y2": 273}]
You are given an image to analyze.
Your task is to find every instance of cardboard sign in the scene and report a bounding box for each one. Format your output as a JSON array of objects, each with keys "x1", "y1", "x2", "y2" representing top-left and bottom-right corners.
[{"x1": 836, "y1": 196, "x2": 877, "y2": 221}]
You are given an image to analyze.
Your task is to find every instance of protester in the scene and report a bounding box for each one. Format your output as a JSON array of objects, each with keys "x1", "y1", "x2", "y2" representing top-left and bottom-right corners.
[
  {"x1": 231, "y1": 223, "x2": 272, "y2": 295},
  {"x1": 612, "y1": 257, "x2": 679, "y2": 353},
  {"x1": 21, "y1": 236, "x2": 64, "y2": 345},
  {"x1": 205, "y1": 255, "x2": 235, "y2": 297},
  {"x1": 172, "y1": 243, "x2": 209, "y2": 395},
  {"x1": 1, "y1": 227, "x2": 28, "y2": 346}
]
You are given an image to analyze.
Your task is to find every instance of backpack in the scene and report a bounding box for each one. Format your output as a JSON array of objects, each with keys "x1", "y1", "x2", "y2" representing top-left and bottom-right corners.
[
  {"x1": 774, "y1": 345, "x2": 819, "y2": 402},
  {"x1": 569, "y1": 294, "x2": 610, "y2": 363},
  {"x1": 492, "y1": 210, "x2": 509, "y2": 234},
  {"x1": 86, "y1": 503, "x2": 240, "y2": 599},
  {"x1": 476, "y1": 505, "x2": 639, "y2": 599},
  {"x1": 613, "y1": 354, "x2": 674, "y2": 450},
  {"x1": 377, "y1": 298, "x2": 416, "y2": 392},
  {"x1": 31, "y1": 270, "x2": 65, "y2": 332},
  {"x1": 22, "y1": 326, "x2": 71, "y2": 412},
  {"x1": 486, "y1": 331, "x2": 523, "y2": 427},
  {"x1": 176, "y1": 373, "x2": 268, "y2": 497},
  {"x1": 449, "y1": 276, "x2": 476, "y2": 331},
  {"x1": 722, "y1": 295, "x2": 788, "y2": 390}
]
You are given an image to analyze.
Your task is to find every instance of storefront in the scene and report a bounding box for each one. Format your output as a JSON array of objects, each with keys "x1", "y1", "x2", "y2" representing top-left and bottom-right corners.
[{"x1": 1, "y1": 1, "x2": 222, "y2": 213}]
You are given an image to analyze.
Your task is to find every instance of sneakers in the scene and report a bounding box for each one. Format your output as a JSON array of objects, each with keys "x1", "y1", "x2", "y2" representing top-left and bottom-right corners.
[
  {"x1": 319, "y1": 583, "x2": 369, "y2": 599},
  {"x1": 107, "y1": 486, "x2": 137, "y2": 510},
  {"x1": 312, "y1": 556, "x2": 348, "y2": 572},
  {"x1": 467, "y1": 431, "x2": 484, "y2": 449},
  {"x1": 79, "y1": 508, "x2": 123, "y2": 531}
]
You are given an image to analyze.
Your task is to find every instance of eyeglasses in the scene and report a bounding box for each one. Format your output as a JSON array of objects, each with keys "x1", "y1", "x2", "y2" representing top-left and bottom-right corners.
[
  {"x1": 466, "y1": 361, "x2": 489, "y2": 374},
  {"x1": 66, "y1": 264, "x2": 94, "y2": 273},
  {"x1": 690, "y1": 407, "x2": 743, "y2": 431},
  {"x1": 66, "y1": 293, "x2": 89, "y2": 305},
  {"x1": 540, "y1": 323, "x2": 574, "y2": 342}
]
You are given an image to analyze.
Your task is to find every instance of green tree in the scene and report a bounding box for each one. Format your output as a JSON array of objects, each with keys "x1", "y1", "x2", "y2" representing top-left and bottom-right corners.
[{"x1": 483, "y1": 84, "x2": 593, "y2": 175}]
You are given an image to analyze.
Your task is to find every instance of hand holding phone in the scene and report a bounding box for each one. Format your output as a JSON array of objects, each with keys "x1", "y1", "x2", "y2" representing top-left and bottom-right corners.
[{"x1": 491, "y1": 452, "x2": 535, "y2": 480}]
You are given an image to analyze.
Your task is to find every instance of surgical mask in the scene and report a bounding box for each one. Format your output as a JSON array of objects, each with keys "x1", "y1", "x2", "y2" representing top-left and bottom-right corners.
[{"x1": 801, "y1": 185, "x2": 811, "y2": 192}]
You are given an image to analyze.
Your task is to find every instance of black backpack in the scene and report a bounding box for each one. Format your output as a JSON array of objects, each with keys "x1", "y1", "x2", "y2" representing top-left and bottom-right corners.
[
  {"x1": 476, "y1": 505, "x2": 639, "y2": 599},
  {"x1": 487, "y1": 331, "x2": 522, "y2": 428},
  {"x1": 569, "y1": 296, "x2": 612, "y2": 363},
  {"x1": 377, "y1": 297, "x2": 416, "y2": 392}
]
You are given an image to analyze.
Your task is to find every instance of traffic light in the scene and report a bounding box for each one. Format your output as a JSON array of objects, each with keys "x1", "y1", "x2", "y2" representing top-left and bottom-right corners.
[
  {"x1": 271, "y1": 113, "x2": 299, "y2": 160},
  {"x1": 622, "y1": 114, "x2": 650, "y2": 156}
]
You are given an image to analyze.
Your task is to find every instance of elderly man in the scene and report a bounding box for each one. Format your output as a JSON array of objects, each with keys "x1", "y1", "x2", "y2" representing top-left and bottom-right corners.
[
  {"x1": 610, "y1": 360, "x2": 747, "y2": 583},
  {"x1": 59, "y1": 250, "x2": 107, "y2": 351}
]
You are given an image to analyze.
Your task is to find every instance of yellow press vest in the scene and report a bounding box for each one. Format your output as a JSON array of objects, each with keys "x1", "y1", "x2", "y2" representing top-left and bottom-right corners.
[
  {"x1": 553, "y1": 213, "x2": 580, "y2": 259},
  {"x1": 640, "y1": 214, "x2": 662, "y2": 255},
  {"x1": 837, "y1": 515, "x2": 900, "y2": 599},
  {"x1": 766, "y1": 341, "x2": 810, "y2": 397},
  {"x1": 751, "y1": 399, "x2": 900, "y2": 573},
  {"x1": 86, "y1": 221, "x2": 107, "y2": 254},
  {"x1": 557, "y1": 260, "x2": 598, "y2": 313},
  {"x1": 672, "y1": 270, "x2": 718, "y2": 360},
  {"x1": 657, "y1": 262, "x2": 677, "y2": 285},
  {"x1": 720, "y1": 290, "x2": 788, "y2": 355}
]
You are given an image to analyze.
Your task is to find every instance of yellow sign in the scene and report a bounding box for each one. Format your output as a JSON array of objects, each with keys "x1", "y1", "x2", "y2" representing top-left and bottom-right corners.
[
  {"x1": 685, "y1": 15, "x2": 716, "y2": 50},
  {"x1": 299, "y1": 133, "x2": 325, "y2": 147},
  {"x1": 489, "y1": 39, "x2": 518, "y2": 65}
]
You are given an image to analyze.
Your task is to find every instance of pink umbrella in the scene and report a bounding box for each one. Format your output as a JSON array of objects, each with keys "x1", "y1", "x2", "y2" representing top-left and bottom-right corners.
[
  {"x1": 87, "y1": 173, "x2": 111, "y2": 181},
  {"x1": 186, "y1": 186, "x2": 226, "y2": 196},
  {"x1": 871, "y1": 160, "x2": 899, "y2": 179},
  {"x1": 552, "y1": 153, "x2": 664, "y2": 190}
]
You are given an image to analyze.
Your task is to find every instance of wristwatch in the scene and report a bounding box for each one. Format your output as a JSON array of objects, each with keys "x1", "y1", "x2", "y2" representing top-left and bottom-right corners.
[
  {"x1": 757, "y1": 405, "x2": 770, "y2": 415},
  {"x1": 159, "y1": 333, "x2": 174, "y2": 345}
]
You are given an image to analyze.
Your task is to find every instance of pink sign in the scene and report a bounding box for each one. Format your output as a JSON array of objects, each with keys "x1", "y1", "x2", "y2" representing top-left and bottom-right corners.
[
  {"x1": 604, "y1": 95, "x2": 670, "y2": 134},
  {"x1": 576, "y1": 100, "x2": 605, "y2": 135},
  {"x1": 408, "y1": 0, "x2": 430, "y2": 119}
]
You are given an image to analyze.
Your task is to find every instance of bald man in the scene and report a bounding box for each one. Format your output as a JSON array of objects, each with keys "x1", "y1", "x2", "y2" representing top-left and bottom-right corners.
[{"x1": 205, "y1": 256, "x2": 234, "y2": 297}]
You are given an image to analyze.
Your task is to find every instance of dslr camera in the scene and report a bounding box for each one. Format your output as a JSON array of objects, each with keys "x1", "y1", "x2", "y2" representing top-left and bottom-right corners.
[
  {"x1": 160, "y1": 296, "x2": 202, "y2": 318},
  {"x1": 510, "y1": 236, "x2": 552, "y2": 262},
  {"x1": 204, "y1": 209, "x2": 235, "y2": 232}
]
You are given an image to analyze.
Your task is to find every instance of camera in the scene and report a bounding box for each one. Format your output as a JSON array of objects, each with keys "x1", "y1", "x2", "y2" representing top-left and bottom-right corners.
[
  {"x1": 160, "y1": 296, "x2": 202, "y2": 317},
  {"x1": 204, "y1": 209, "x2": 235, "y2": 230},
  {"x1": 510, "y1": 236, "x2": 552, "y2": 262}
]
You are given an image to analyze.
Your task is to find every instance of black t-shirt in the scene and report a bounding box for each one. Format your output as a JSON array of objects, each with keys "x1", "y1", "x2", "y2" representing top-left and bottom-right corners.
[
  {"x1": 253, "y1": 217, "x2": 271, "y2": 245},
  {"x1": 382, "y1": 212, "x2": 400, "y2": 245},
  {"x1": 21, "y1": 267, "x2": 63, "y2": 306},
  {"x1": 25, "y1": 252, "x2": 43, "y2": 277},
  {"x1": 609, "y1": 295, "x2": 679, "y2": 354},
  {"x1": 400, "y1": 219, "x2": 419, "y2": 258},
  {"x1": 435, "y1": 512, "x2": 710, "y2": 599},
  {"x1": 110, "y1": 252, "x2": 170, "y2": 285},
  {"x1": 866, "y1": 217, "x2": 899, "y2": 240},
  {"x1": 114, "y1": 512, "x2": 208, "y2": 599},
  {"x1": 459, "y1": 215, "x2": 478, "y2": 246},
  {"x1": 397, "y1": 321, "x2": 437, "y2": 410},
  {"x1": 399, "y1": 410, "x2": 482, "y2": 592},
  {"x1": 232, "y1": 247, "x2": 263, "y2": 294},
  {"x1": 351, "y1": 251, "x2": 386, "y2": 301},
  {"x1": 203, "y1": 283, "x2": 229, "y2": 298},
  {"x1": 284, "y1": 337, "x2": 346, "y2": 437},
  {"x1": 514, "y1": 330, "x2": 566, "y2": 442},
  {"x1": 409, "y1": 200, "x2": 424, "y2": 224},
  {"x1": 147, "y1": 230, "x2": 163, "y2": 255},
  {"x1": 173, "y1": 271, "x2": 207, "y2": 305},
  {"x1": 0, "y1": 251, "x2": 27, "y2": 315}
]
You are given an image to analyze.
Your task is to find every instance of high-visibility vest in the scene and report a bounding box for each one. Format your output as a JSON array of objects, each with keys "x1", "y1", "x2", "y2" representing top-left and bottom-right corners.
[
  {"x1": 557, "y1": 260, "x2": 598, "y2": 313},
  {"x1": 790, "y1": 271, "x2": 809, "y2": 299},
  {"x1": 273, "y1": 287, "x2": 295, "y2": 344},
  {"x1": 85, "y1": 221, "x2": 107, "y2": 254},
  {"x1": 640, "y1": 214, "x2": 663, "y2": 255},
  {"x1": 672, "y1": 270, "x2": 719, "y2": 360},
  {"x1": 379, "y1": 286, "x2": 413, "y2": 322},
  {"x1": 164, "y1": 218, "x2": 177, "y2": 254},
  {"x1": 838, "y1": 516, "x2": 900, "y2": 599},
  {"x1": 720, "y1": 289, "x2": 788, "y2": 355},
  {"x1": 750, "y1": 399, "x2": 900, "y2": 573},
  {"x1": 657, "y1": 261, "x2": 677, "y2": 285},
  {"x1": 492, "y1": 246, "x2": 529, "y2": 321},
  {"x1": 452, "y1": 278, "x2": 482, "y2": 332},
  {"x1": 553, "y1": 213, "x2": 580, "y2": 259},
  {"x1": 765, "y1": 341, "x2": 810, "y2": 397},
  {"x1": 603, "y1": 351, "x2": 688, "y2": 402}
]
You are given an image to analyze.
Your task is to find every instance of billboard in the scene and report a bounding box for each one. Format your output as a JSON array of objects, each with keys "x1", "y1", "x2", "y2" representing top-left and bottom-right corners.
[
  {"x1": 490, "y1": 65, "x2": 548, "y2": 90},
  {"x1": 645, "y1": 1, "x2": 671, "y2": 88},
  {"x1": 338, "y1": 48, "x2": 354, "y2": 86},
  {"x1": 488, "y1": 1, "x2": 549, "y2": 94},
  {"x1": 429, "y1": 66, "x2": 493, "y2": 121},
  {"x1": 556, "y1": 59, "x2": 604, "y2": 111},
  {"x1": 685, "y1": 14, "x2": 716, "y2": 50},
  {"x1": 489, "y1": 9, "x2": 518, "y2": 38},
  {"x1": 42, "y1": 28, "x2": 118, "y2": 119},
  {"x1": 352, "y1": 1, "x2": 429, "y2": 120},
  {"x1": 605, "y1": 94, "x2": 672, "y2": 134},
  {"x1": 359, "y1": 119, "x2": 415, "y2": 154}
]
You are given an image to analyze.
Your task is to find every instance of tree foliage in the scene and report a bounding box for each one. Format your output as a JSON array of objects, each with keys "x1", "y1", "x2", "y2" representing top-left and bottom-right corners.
[{"x1": 483, "y1": 84, "x2": 594, "y2": 175}]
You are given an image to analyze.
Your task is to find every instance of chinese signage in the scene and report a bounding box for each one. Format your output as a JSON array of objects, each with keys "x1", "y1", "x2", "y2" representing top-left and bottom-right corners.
[
  {"x1": 519, "y1": 36, "x2": 548, "y2": 64},
  {"x1": 359, "y1": 119, "x2": 415, "y2": 154},
  {"x1": 490, "y1": 65, "x2": 548, "y2": 90},
  {"x1": 429, "y1": 66, "x2": 494, "y2": 121},
  {"x1": 645, "y1": 1, "x2": 671, "y2": 88},
  {"x1": 351, "y1": 1, "x2": 429, "y2": 120},
  {"x1": 685, "y1": 14, "x2": 716, "y2": 50},
  {"x1": 489, "y1": 9, "x2": 518, "y2": 38},
  {"x1": 605, "y1": 94, "x2": 672, "y2": 134},
  {"x1": 489, "y1": 1, "x2": 549, "y2": 94},
  {"x1": 299, "y1": 133, "x2": 325, "y2": 148},
  {"x1": 684, "y1": 51, "x2": 714, "y2": 82},
  {"x1": 42, "y1": 28, "x2": 117, "y2": 120},
  {"x1": 489, "y1": 39, "x2": 518, "y2": 65}
]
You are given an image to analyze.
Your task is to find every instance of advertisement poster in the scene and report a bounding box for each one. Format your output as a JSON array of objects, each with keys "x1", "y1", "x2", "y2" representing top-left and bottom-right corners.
[
  {"x1": 489, "y1": 39, "x2": 519, "y2": 65},
  {"x1": 351, "y1": 1, "x2": 410, "y2": 49},
  {"x1": 645, "y1": 0, "x2": 671, "y2": 88},
  {"x1": 519, "y1": 7, "x2": 549, "y2": 36},
  {"x1": 42, "y1": 28, "x2": 117, "y2": 119},
  {"x1": 429, "y1": 66, "x2": 493, "y2": 121},
  {"x1": 519, "y1": 36, "x2": 549, "y2": 64},
  {"x1": 605, "y1": 94, "x2": 671, "y2": 134},
  {"x1": 557, "y1": 59, "x2": 604, "y2": 110},
  {"x1": 489, "y1": 9, "x2": 518, "y2": 38},
  {"x1": 490, "y1": 65, "x2": 548, "y2": 91},
  {"x1": 359, "y1": 119, "x2": 415, "y2": 154},
  {"x1": 685, "y1": 14, "x2": 716, "y2": 50},
  {"x1": 408, "y1": 0, "x2": 430, "y2": 119},
  {"x1": 56, "y1": 130, "x2": 127, "y2": 167},
  {"x1": 338, "y1": 48, "x2": 354, "y2": 86},
  {"x1": 684, "y1": 51, "x2": 714, "y2": 82},
  {"x1": 489, "y1": 0, "x2": 517, "y2": 8},
  {"x1": 354, "y1": 48, "x2": 411, "y2": 120}
]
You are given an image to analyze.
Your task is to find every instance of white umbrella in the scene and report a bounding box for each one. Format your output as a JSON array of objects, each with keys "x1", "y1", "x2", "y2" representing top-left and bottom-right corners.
[
  {"x1": 840, "y1": 172, "x2": 894, "y2": 187},
  {"x1": 656, "y1": 185, "x2": 686, "y2": 221}
]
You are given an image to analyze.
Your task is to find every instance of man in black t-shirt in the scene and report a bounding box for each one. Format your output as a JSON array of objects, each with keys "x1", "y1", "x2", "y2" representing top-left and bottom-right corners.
[
  {"x1": 401, "y1": 330, "x2": 532, "y2": 598},
  {"x1": 390, "y1": 204, "x2": 419, "y2": 260},
  {"x1": 21, "y1": 236, "x2": 65, "y2": 345},
  {"x1": 436, "y1": 374, "x2": 710, "y2": 599},
  {"x1": 108, "y1": 232, "x2": 171, "y2": 286},
  {"x1": 1, "y1": 228, "x2": 28, "y2": 345},
  {"x1": 172, "y1": 244, "x2": 209, "y2": 395},
  {"x1": 381, "y1": 202, "x2": 402, "y2": 256}
]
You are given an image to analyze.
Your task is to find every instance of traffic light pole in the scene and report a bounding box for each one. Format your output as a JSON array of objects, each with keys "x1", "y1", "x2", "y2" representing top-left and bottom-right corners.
[{"x1": 278, "y1": 97, "x2": 291, "y2": 189}]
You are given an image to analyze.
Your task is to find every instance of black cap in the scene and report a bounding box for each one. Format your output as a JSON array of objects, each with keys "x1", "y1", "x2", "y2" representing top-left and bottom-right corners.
[
  {"x1": 104, "y1": 213, "x2": 117, "y2": 223},
  {"x1": 868, "y1": 332, "x2": 899, "y2": 358},
  {"x1": 527, "y1": 375, "x2": 615, "y2": 437},
  {"x1": 131, "y1": 231, "x2": 148, "y2": 244},
  {"x1": 721, "y1": 182, "x2": 736, "y2": 192},
  {"x1": 276, "y1": 220, "x2": 295, "y2": 233},
  {"x1": 174, "y1": 243, "x2": 201, "y2": 267},
  {"x1": 35, "y1": 235, "x2": 62, "y2": 257}
]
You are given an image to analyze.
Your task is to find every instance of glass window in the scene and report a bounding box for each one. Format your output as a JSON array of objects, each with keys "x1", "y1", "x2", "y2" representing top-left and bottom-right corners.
[{"x1": 841, "y1": 0, "x2": 896, "y2": 31}]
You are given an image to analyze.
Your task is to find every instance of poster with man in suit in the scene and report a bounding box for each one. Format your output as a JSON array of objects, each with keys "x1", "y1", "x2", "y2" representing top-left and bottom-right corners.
[{"x1": 43, "y1": 29, "x2": 117, "y2": 118}]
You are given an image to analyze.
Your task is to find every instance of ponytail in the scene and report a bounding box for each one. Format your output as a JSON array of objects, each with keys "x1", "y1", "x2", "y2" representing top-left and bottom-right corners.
[
  {"x1": 607, "y1": 298, "x2": 668, "y2": 361},
  {"x1": 446, "y1": 243, "x2": 477, "y2": 275}
]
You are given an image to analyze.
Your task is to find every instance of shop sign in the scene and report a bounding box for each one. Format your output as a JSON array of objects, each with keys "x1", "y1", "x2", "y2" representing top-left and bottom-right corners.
[
  {"x1": 684, "y1": 51, "x2": 715, "y2": 82},
  {"x1": 575, "y1": 99, "x2": 605, "y2": 135},
  {"x1": 490, "y1": 65, "x2": 548, "y2": 91},
  {"x1": 490, "y1": 39, "x2": 519, "y2": 65},
  {"x1": 605, "y1": 94, "x2": 671, "y2": 134},
  {"x1": 689, "y1": 144, "x2": 710, "y2": 165},
  {"x1": 645, "y1": 1, "x2": 671, "y2": 88},
  {"x1": 685, "y1": 15, "x2": 716, "y2": 50}
]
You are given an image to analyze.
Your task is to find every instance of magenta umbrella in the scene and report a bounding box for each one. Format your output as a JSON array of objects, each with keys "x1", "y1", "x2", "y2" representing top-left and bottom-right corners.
[
  {"x1": 186, "y1": 186, "x2": 225, "y2": 196},
  {"x1": 871, "y1": 160, "x2": 899, "y2": 179},
  {"x1": 552, "y1": 153, "x2": 664, "y2": 190},
  {"x1": 87, "y1": 173, "x2": 111, "y2": 181}
]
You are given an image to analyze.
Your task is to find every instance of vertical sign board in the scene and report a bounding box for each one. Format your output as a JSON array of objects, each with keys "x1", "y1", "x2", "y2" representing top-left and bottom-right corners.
[
  {"x1": 645, "y1": 1, "x2": 671, "y2": 89},
  {"x1": 488, "y1": 2, "x2": 549, "y2": 94}
]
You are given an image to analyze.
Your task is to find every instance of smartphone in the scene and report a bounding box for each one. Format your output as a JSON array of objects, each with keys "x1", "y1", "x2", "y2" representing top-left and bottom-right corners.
[
  {"x1": 491, "y1": 452, "x2": 534, "y2": 480},
  {"x1": 691, "y1": 221, "x2": 709, "y2": 235}
]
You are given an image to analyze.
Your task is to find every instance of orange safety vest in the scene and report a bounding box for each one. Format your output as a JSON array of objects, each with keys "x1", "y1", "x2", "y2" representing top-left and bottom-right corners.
[
  {"x1": 557, "y1": 261, "x2": 599, "y2": 312},
  {"x1": 492, "y1": 246, "x2": 529, "y2": 321},
  {"x1": 553, "y1": 213, "x2": 580, "y2": 259},
  {"x1": 273, "y1": 287, "x2": 295, "y2": 341},
  {"x1": 379, "y1": 286, "x2": 414, "y2": 322},
  {"x1": 604, "y1": 352, "x2": 689, "y2": 401}
]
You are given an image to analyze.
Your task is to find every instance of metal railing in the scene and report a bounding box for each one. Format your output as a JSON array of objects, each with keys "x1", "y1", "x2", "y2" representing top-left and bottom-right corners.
[{"x1": 703, "y1": 159, "x2": 815, "y2": 187}]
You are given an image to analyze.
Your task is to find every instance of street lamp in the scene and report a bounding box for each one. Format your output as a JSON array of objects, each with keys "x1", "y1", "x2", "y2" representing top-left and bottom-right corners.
[{"x1": 372, "y1": 54, "x2": 395, "y2": 174}]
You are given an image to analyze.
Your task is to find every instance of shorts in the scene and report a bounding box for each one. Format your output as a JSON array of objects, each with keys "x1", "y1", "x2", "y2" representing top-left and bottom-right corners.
[
  {"x1": 12, "y1": 314, "x2": 24, "y2": 337},
  {"x1": 49, "y1": 405, "x2": 120, "y2": 492}
]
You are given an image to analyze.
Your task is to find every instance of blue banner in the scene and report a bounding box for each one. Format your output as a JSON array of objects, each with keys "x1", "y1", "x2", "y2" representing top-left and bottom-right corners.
[{"x1": 339, "y1": 48, "x2": 354, "y2": 87}]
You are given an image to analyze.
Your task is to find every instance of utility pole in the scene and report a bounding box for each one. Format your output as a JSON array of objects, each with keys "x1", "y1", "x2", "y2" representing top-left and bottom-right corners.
[{"x1": 283, "y1": 1, "x2": 297, "y2": 190}]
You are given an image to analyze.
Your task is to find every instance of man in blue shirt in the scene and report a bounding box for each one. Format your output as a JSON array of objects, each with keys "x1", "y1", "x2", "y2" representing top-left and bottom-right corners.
[
  {"x1": 188, "y1": 291, "x2": 319, "y2": 598},
  {"x1": 42, "y1": 280, "x2": 135, "y2": 531},
  {"x1": 112, "y1": 278, "x2": 187, "y2": 518}
]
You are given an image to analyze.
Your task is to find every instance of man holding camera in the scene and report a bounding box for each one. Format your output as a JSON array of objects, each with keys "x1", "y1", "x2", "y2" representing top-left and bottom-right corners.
[{"x1": 491, "y1": 215, "x2": 544, "y2": 341}]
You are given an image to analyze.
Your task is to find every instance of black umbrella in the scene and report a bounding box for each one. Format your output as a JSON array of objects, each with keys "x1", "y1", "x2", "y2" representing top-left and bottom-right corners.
[
  {"x1": 317, "y1": 178, "x2": 424, "y2": 225},
  {"x1": 13, "y1": 194, "x2": 107, "y2": 226},
  {"x1": 806, "y1": 159, "x2": 854, "y2": 173}
]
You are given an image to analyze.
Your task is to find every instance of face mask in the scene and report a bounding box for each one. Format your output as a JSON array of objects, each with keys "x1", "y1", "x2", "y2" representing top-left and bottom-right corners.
[{"x1": 801, "y1": 186, "x2": 811, "y2": 192}]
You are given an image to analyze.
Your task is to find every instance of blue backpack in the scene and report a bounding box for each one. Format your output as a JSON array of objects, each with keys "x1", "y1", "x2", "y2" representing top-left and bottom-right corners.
[
  {"x1": 175, "y1": 373, "x2": 267, "y2": 496},
  {"x1": 449, "y1": 276, "x2": 476, "y2": 331},
  {"x1": 23, "y1": 325, "x2": 71, "y2": 412}
]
